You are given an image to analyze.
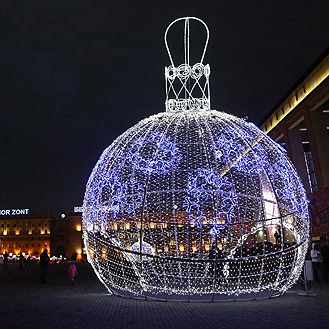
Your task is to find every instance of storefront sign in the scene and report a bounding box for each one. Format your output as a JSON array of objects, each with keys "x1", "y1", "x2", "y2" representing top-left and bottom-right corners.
[{"x1": 0, "y1": 208, "x2": 29, "y2": 216}]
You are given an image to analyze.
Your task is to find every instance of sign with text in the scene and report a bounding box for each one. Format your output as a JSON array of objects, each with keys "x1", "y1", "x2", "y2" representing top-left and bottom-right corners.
[
  {"x1": 0, "y1": 208, "x2": 29, "y2": 216},
  {"x1": 74, "y1": 206, "x2": 83, "y2": 213}
]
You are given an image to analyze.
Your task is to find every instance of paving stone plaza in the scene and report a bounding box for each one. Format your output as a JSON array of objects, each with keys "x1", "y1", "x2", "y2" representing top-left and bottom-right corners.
[{"x1": 1, "y1": 262, "x2": 329, "y2": 329}]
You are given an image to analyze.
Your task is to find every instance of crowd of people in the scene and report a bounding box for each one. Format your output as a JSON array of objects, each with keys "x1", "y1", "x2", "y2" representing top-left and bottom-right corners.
[{"x1": 2, "y1": 240, "x2": 329, "y2": 285}]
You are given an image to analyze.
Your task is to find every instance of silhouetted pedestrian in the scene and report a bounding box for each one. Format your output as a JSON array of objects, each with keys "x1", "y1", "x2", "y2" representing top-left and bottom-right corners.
[
  {"x1": 310, "y1": 243, "x2": 321, "y2": 282},
  {"x1": 71, "y1": 252, "x2": 78, "y2": 262},
  {"x1": 274, "y1": 227, "x2": 282, "y2": 245},
  {"x1": 208, "y1": 243, "x2": 224, "y2": 279},
  {"x1": 40, "y1": 249, "x2": 50, "y2": 283},
  {"x1": 3, "y1": 251, "x2": 8, "y2": 269}
]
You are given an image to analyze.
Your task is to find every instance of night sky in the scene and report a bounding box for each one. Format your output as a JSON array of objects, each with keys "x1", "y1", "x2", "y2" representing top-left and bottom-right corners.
[{"x1": 1, "y1": 1, "x2": 328, "y2": 217}]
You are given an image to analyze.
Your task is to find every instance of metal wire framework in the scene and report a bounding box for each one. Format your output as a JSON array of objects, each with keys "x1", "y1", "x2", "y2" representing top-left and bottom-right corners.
[
  {"x1": 165, "y1": 17, "x2": 210, "y2": 112},
  {"x1": 82, "y1": 17, "x2": 309, "y2": 301}
]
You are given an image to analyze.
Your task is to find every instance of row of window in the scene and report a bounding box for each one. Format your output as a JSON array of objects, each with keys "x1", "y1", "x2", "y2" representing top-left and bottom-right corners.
[
  {"x1": 0, "y1": 230, "x2": 49, "y2": 235},
  {"x1": 0, "y1": 223, "x2": 49, "y2": 228},
  {"x1": 1, "y1": 243, "x2": 46, "y2": 249},
  {"x1": 1, "y1": 236, "x2": 50, "y2": 241}
]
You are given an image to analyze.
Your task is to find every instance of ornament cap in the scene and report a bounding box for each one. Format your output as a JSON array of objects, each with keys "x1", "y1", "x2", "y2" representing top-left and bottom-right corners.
[{"x1": 164, "y1": 17, "x2": 211, "y2": 112}]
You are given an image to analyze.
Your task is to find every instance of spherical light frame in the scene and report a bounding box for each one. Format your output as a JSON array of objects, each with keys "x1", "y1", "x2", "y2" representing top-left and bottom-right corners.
[
  {"x1": 82, "y1": 17, "x2": 309, "y2": 301},
  {"x1": 83, "y1": 110, "x2": 309, "y2": 301}
]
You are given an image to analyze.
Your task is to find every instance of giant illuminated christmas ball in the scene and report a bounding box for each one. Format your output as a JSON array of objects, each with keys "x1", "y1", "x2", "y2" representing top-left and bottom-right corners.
[{"x1": 82, "y1": 17, "x2": 310, "y2": 301}]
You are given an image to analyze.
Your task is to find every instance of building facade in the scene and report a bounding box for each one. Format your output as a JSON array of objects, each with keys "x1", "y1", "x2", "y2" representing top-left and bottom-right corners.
[
  {"x1": 0, "y1": 211, "x2": 83, "y2": 260},
  {"x1": 51, "y1": 213, "x2": 84, "y2": 261},
  {"x1": 0, "y1": 213, "x2": 52, "y2": 258},
  {"x1": 260, "y1": 47, "x2": 329, "y2": 239}
]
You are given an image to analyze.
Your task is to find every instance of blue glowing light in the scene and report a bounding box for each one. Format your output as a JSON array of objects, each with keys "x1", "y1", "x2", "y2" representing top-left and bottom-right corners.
[
  {"x1": 184, "y1": 168, "x2": 238, "y2": 230},
  {"x1": 128, "y1": 132, "x2": 182, "y2": 175}
]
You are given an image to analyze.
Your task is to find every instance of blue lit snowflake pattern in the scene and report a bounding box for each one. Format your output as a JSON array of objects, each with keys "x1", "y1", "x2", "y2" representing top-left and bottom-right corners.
[
  {"x1": 213, "y1": 128, "x2": 244, "y2": 164},
  {"x1": 128, "y1": 132, "x2": 182, "y2": 175},
  {"x1": 101, "y1": 171, "x2": 145, "y2": 217},
  {"x1": 184, "y1": 168, "x2": 238, "y2": 234},
  {"x1": 85, "y1": 169, "x2": 144, "y2": 224},
  {"x1": 212, "y1": 127, "x2": 266, "y2": 174}
]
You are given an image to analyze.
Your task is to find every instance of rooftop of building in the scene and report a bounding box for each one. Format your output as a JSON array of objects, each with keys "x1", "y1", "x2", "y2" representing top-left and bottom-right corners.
[{"x1": 259, "y1": 47, "x2": 329, "y2": 132}]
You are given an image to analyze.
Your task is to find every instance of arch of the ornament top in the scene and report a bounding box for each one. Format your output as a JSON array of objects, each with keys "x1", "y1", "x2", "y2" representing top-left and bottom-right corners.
[{"x1": 164, "y1": 17, "x2": 210, "y2": 67}]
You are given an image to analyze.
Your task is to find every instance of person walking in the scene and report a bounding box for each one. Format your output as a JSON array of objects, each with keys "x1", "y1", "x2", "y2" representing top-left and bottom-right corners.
[
  {"x1": 68, "y1": 260, "x2": 78, "y2": 286},
  {"x1": 40, "y1": 249, "x2": 50, "y2": 283},
  {"x1": 310, "y1": 243, "x2": 321, "y2": 282}
]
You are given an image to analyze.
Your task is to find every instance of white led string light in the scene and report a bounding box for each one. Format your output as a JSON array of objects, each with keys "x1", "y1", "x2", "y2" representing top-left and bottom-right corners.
[{"x1": 82, "y1": 17, "x2": 309, "y2": 301}]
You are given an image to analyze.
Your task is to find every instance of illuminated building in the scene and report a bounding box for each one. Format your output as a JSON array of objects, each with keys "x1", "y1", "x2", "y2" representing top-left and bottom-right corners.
[
  {"x1": 83, "y1": 17, "x2": 309, "y2": 301},
  {"x1": 0, "y1": 211, "x2": 83, "y2": 259},
  {"x1": 260, "y1": 47, "x2": 329, "y2": 239},
  {"x1": 0, "y1": 213, "x2": 52, "y2": 257},
  {"x1": 51, "y1": 213, "x2": 84, "y2": 261}
]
